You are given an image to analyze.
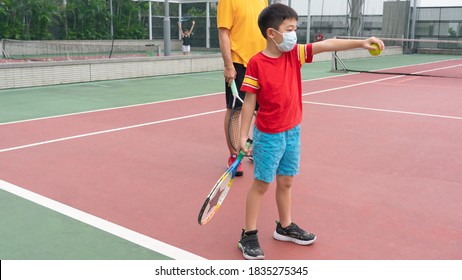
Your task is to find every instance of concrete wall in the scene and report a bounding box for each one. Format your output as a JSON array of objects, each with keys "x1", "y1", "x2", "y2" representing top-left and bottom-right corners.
[{"x1": 0, "y1": 53, "x2": 223, "y2": 90}]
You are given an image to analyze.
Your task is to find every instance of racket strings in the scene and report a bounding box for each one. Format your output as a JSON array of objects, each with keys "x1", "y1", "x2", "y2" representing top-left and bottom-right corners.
[
  {"x1": 200, "y1": 174, "x2": 233, "y2": 223},
  {"x1": 229, "y1": 108, "x2": 242, "y2": 152}
]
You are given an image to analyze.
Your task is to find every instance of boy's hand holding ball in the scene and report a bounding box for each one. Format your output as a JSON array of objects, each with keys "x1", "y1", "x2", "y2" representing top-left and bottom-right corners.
[{"x1": 369, "y1": 43, "x2": 382, "y2": 56}]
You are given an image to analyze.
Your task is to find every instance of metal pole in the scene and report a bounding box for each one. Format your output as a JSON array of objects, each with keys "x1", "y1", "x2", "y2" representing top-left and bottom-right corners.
[
  {"x1": 306, "y1": 0, "x2": 311, "y2": 43},
  {"x1": 206, "y1": 1, "x2": 210, "y2": 48},
  {"x1": 163, "y1": 0, "x2": 171, "y2": 56},
  {"x1": 178, "y1": 3, "x2": 182, "y2": 40},
  {"x1": 149, "y1": 0, "x2": 152, "y2": 40},
  {"x1": 110, "y1": 0, "x2": 114, "y2": 37},
  {"x1": 410, "y1": 0, "x2": 417, "y2": 49},
  {"x1": 348, "y1": 0, "x2": 364, "y2": 37}
]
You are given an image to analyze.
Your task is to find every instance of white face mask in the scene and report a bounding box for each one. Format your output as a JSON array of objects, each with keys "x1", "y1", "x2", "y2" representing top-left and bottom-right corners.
[{"x1": 271, "y1": 29, "x2": 297, "y2": 52}]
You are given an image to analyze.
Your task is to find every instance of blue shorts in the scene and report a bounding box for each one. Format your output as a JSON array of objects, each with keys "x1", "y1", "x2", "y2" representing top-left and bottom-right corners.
[{"x1": 253, "y1": 125, "x2": 301, "y2": 183}]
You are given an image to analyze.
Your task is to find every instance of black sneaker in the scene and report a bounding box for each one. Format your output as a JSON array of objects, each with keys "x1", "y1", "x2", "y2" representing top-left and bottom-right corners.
[
  {"x1": 273, "y1": 221, "x2": 316, "y2": 245},
  {"x1": 238, "y1": 229, "x2": 264, "y2": 260}
]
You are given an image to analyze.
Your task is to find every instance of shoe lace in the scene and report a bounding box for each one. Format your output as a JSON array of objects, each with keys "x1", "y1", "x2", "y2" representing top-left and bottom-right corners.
[
  {"x1": 285, "y1": 223, "x2": 311, "y2": 237},
  {"x1": 243, "y1": 235, "x2": 261, "y2": 249},
  {"x1": 290, "y1": 223, "x2": 303, "y2": 233}
]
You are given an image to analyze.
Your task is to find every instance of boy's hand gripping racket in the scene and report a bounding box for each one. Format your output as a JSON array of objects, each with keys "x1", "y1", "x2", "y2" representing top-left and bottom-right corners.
[{"x1": 198, "y1": 138, "x2": 253, "y2": 225}]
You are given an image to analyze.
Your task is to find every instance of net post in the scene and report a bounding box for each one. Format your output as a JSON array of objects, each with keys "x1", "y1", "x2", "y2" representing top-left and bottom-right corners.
[
  {"x1": 1, "y1": 39, "x2": 5, "y2": 58},
  {"x1": 330, "y1": 36, "x2": 343, "y2": 73},
  {"x1": 331, "y1": 51, "x2": 337, "y2": 72}
]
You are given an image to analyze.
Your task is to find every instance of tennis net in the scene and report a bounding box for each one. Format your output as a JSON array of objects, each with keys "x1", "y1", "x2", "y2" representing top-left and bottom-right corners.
[
  {"x1": 1, "y1": 39, "x2": 160, "y2": 61},
  {"x1": 332, "y1": 37, "x2": 462, "y2": 79}
]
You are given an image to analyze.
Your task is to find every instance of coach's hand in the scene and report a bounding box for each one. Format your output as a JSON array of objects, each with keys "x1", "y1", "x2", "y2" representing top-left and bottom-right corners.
[{"x1": 224, "y1": 65, "x2": 236, "y2": 86}]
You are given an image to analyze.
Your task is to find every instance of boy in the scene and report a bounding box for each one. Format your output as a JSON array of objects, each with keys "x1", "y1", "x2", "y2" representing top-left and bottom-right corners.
[
  {"x1": 238, "y1": 3, "x2": 384, "y2": 260},
  {"x1": 178, "y1": 20, "x2": 195, "y2": 55}
]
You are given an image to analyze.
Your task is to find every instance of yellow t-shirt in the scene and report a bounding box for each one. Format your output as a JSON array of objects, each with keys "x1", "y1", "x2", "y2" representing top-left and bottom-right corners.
[{"x1": 217, "y1": 0, "x2": 268, "y2": 67}]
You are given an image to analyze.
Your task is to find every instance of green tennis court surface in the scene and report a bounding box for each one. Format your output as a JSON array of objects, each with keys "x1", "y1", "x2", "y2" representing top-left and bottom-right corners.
[{"x1": 0, "y1": 189, "x2": 170, "y2": 260}]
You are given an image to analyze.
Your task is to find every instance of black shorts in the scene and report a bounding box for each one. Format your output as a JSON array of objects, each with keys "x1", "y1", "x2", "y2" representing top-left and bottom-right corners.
[{"x1": 225, "y1": 63, "x2": 259, "y2": 110}]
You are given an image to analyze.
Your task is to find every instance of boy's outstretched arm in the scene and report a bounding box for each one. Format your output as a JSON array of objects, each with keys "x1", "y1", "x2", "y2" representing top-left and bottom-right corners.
[
  {"x1": 239, "y1": 92, "x2": 257, "y2": 155},
  {"x1": 312, "y1": 37, "x2": 384, "y2": 55}
]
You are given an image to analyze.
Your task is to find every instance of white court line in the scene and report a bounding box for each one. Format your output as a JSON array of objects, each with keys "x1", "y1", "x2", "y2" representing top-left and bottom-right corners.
[
  {"x1": 0, "y1": 73, "x2": 354, "y2": 126},
  {"x1": 3, "y1": 72, "x2": 453, "y2": 154},
  {"x1": 0, "y1": 74, "x2": 414, "y2": 153},
  {"x1": 3, "y1": 59, "x2": 457, "y2": 127},
  {"x1": 0, "y1": 179, "x2": 205, "y2": 260},
  {"x1": 0, "y1": 109, "x2": 225, "y2": 153},
  {"x1": 303, "y1": 101, "x2": 462, "y2": 120},
  {"x1": 0, "y1": 92, "x2": 225, "y2": 126},
  {"x1": 302, "y1": 74, "x2": 403, "y2": 97}
]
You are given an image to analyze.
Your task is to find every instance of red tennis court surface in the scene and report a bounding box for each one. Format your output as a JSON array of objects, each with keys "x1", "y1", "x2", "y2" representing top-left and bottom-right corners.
[{"x1": 1, "y1": 73, "x2": 461, "y2": 260}]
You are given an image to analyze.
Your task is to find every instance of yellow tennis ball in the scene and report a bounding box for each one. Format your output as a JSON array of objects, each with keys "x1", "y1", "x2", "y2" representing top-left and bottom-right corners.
[{"x1": 369, "y1": 43, "x2": 382, "y2": 56}]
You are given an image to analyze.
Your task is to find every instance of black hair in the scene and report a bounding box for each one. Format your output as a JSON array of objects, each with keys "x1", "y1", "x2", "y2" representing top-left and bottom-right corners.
[{"x1": 258, "y1": 3, "x2": 299, "y2": 38}]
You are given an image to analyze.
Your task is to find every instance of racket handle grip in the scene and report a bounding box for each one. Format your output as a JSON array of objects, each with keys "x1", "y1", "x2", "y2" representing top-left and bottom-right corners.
[
  {"x1": 231, "y1": 80, "x2": 239, "y2": 96},
  {"x1": 238, "y1": 139, "x2": 253, "y2": 158},
  {"x1": 245, "y1": 138, "x2": 253, "y2": 148}
]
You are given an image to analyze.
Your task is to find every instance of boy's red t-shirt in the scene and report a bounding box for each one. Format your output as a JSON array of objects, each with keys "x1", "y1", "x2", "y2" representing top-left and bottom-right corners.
[{"x1": 241, "y1": 44, "x2": 313, "y2": 133}]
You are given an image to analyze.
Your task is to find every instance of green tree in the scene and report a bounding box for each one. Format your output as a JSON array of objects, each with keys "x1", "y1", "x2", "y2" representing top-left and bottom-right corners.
[
  {"x1": 2, "y1": 0, "x2": 26, "y2": 39},
  {"x1": 0, "y1": 0, "x2": 216, "y2": 40},
  {"x1": 25, "y1": 0, "x2": 59, "y2": 39},
  {"x1": 0, "y1": 0, "x2": 60, "y2": 39},
  {"x1": 112, "y1": 0, "x2": 147, "y2": 39},
  {"x1": 65, "y1": 0, "x2": 110, "y2": 39},
  {"x1": 63, "y1": 0, "x2": 147, "y2": 40},
  {"x1": 0, "y1": 1, "x2": 7, "y2": 38}
]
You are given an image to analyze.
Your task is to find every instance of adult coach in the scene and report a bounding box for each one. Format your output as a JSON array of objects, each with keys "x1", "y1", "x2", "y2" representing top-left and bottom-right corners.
[{"x1": 217, "y1": 0, "x2": 268, "y2": 176}]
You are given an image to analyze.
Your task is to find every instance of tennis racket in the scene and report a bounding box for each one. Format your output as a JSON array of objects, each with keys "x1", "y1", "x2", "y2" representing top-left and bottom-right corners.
[
  {"x1": 228, "y1": 80, "x2": 256, "y2": 153},
  {"x1": 198, "y1": 138, "x2": 253, "y2": 225},
  {"x1": 180, "y1": 15, "x2": 191, "y2": 22}
]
